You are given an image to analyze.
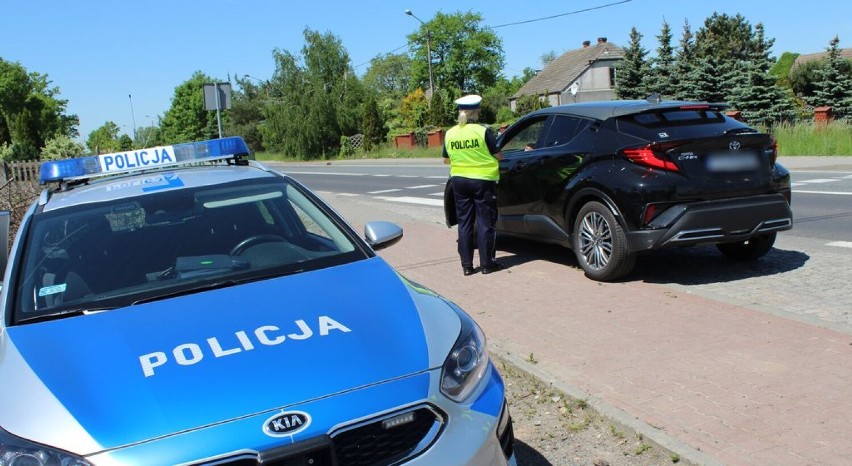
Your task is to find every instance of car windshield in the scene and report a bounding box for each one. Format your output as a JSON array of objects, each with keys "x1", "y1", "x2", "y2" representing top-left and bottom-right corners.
[{"x1": 12, "y1": 175, "x2": 365, "y2": 323}]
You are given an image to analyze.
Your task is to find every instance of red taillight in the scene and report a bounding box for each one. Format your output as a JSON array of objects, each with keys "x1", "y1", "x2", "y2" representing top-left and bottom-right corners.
[
  {"x1": 622, "y1": 145, "x2": 680, "y2": 172},
  {"x1": 769, "y1": 139, "x2": 778, "y2": 164},
  {"x1": 642, "y1": 204, "x2": 658, "y2": 224}
]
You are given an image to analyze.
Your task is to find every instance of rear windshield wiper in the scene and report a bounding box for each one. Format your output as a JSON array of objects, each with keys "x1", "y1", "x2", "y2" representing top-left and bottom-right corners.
[{"x1": 725, "y1": 127, "x2": 757, "y2": 135}]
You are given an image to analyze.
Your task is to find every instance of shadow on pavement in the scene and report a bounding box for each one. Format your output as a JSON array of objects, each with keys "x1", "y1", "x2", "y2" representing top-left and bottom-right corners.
[
  {"x1": 496, "y1": 235, "x2": 809, "y2": 285},
  {"x1": 513, "y1": 440, "x2": 555, "y2": 466}
]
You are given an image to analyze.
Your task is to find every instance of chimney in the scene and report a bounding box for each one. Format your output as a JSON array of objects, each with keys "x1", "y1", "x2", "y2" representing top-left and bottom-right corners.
[
  {"x1": 597, "y1": 37, "x2": 607, "y2": 44},
  {"x1": 582, "y1": 40, "x2": 591, "y2": 48}
]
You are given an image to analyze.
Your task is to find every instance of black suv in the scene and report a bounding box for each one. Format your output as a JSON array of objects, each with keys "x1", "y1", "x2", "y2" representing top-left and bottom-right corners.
[{"x1": 444, "y1": 100, "x2": 792, "y2": 281}]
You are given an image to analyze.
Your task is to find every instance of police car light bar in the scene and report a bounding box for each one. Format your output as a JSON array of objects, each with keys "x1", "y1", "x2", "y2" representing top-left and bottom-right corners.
[{"x1": 39, "y1": 136, "x2": 251, "y2": 184}]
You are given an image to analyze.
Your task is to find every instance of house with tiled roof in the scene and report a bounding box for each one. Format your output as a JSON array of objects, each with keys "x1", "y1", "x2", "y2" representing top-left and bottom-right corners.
[
  {"x1": 791, "y1": 47, "x2": 852, "y2": 69},
  {"x1": 510, "y1": 37, "x2": 624, "y2": 112}
]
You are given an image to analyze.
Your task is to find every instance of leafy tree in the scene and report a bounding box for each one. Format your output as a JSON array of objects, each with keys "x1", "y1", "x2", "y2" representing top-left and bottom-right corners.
[
  {"x1": 647, "y1": 20, "x2": 676, "y2": 98},
  {"x1": 727, "y1": 24, "x2": 796, "y2": 126},
  {"x1": 86, "y1": 121, "x2": 122, "y2": 154},
  {"x1": 810, "y1": 36, "x2": 852, "y2": 120},
  {"x1": 0, "y1": 58, "x2": 78, "y2": 150},
  {"x1": 159, "y1": 71, "x2": 224, "y2": 144},
  {"x1": 363, "y1": 53, "x2": 413, "y2": 100},
  {"x1": 789, "y1": 59, "x2": 827, "y2": 100},
  {"x1": 540, "y1": 50, "x2": 559, "y2": 68},
  {"x1": 514, "y1": 94, "x2": 550, "y2": 115},
  {"x1": 427, "y1": 87, "x2": 456, "y2": 127},
  {"x1": 399, "y1": 88, "x2": 429, "y2": 130},
  {"x1": 407, "y1": 11, "x2": 504, "y2": 94},
  {"x1": 227, "y1": 75, "x2": 266, "y2": 152},
  {"x1": 615, "y1": 27, "x2": 650, "y2": 99},
  {"x1": 261, "y1": 28, "x2": 363, "y2": 159},
  {"x1": 769, "y1": 51, "x2": 800, "y2": 88},
  {"x1": 40, "y1": 135, "x2": 85, "y2": 161},
  {"x1": 134, "y1": 125, "x2": 162, "y2": 149},
  {"x1": 694, "y1": 13, "x2": 756, "y2": 63},
  {"x1": 118, "y1": 134, "x2": 134, "y2": 151}
]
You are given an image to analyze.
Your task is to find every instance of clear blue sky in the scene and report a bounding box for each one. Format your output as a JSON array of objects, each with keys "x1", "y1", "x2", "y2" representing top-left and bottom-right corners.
[{"x1": 2, "y1": 0, "x2": 850, "y2": 143}]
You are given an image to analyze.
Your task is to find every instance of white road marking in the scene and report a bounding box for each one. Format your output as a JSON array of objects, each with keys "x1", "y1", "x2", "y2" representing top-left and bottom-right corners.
[
  {"x1": 374, "y1": 196, "x2": 444, "y2": 207},
  {"x1": 406, "y1": 184, "x2": 440, "y2": 189},
  {"x1": 794, "y1": 190, "x2": 852, "y2": 196},
  {"x1": 797, "y1": 178, "x2": 840, "y2": 184},
  {"x1": 368, "y1": 189, "x2": 402, "y2": 194},
  {"x1": 827, "y1": 241, "x2": 852, "y2": 249}
]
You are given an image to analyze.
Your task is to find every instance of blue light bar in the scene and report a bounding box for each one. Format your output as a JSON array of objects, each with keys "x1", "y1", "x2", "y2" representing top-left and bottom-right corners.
[{"x1": 39, "y1": 136, "x2": 251, "y2": 184}]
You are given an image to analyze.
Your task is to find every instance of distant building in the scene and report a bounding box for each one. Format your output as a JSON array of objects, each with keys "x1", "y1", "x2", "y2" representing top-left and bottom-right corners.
[
  {"x1": 791, "y1": 47, "x2": 852, "y2": 69},
  {"x1": 510, "y1": 37, "x2": 624, "y2": 112}
]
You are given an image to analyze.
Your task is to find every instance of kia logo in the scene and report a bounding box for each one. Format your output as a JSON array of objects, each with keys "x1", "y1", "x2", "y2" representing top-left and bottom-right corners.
[
  {"x1": 263, "y1": 411, "x2": 311, "y2": 437},
  {"x1": 729, "y1": 141, "x2": 741, "y2": 150}
]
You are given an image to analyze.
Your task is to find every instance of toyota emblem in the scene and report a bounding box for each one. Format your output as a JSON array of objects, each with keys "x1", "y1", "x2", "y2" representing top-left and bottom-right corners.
[{"x1": 729, "y1": 141, "x2": 741, "y2": 150}]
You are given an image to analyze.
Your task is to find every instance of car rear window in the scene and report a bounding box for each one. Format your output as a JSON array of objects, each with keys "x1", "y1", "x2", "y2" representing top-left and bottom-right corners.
[{"x1": 616, "y1": 109, "x2": 746, "y2": 142}]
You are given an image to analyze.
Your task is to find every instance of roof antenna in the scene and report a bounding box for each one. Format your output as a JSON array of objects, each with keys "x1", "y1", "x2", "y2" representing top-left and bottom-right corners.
[{"x1": 646, "y1": 93, "x2": 662, "y2": 103}]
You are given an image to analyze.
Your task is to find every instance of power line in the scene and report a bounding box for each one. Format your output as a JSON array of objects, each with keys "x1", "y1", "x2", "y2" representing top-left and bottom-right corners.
[
  {"x1": 490, "y1": 0, "x2": 632, "y2": 28},
  {"x1": 355, "y1": 0, "x2": 633, "y2": 70}
]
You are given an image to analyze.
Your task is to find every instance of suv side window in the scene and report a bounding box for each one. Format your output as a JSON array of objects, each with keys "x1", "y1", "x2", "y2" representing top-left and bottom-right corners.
[
  {"x1": 540, "y1": 116, "x2": 591, "y2": 148},
  {"x1": 500, "y1": 116, "x2": 549, "y2": 152}
]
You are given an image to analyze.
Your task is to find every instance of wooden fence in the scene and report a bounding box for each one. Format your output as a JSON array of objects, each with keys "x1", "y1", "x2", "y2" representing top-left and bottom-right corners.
[{"x1": 1, "y1": 161, "x2": 45, "y2": 244}]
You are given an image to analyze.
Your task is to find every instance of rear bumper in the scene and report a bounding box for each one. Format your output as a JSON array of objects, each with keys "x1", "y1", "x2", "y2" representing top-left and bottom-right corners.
[{"x1": 626, "y1": 193, "x2": 792, "y2": 251}]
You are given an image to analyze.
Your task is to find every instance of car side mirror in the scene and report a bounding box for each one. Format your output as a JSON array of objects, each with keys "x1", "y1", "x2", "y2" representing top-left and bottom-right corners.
[{"x1": 364, "y1": 221, "x2": 403, "y2": 251}]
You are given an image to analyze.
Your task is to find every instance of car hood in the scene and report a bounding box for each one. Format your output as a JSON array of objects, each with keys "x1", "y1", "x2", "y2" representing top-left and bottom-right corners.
[{"x1": 1, "y1": 257, "x2": 437, "y2": 453}]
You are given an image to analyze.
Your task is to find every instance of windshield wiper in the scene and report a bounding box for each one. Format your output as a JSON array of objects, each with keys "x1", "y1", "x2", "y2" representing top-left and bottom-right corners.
[
  {"x1": 132, "y1": 280, "x2": 239, "y2": 306},
  {"x1": 17, "y1": 307, "x2": 115, "y2": 324}
]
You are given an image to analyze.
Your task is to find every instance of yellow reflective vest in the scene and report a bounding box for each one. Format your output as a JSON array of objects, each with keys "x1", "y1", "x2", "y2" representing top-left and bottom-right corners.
[{"x1": 445, "y1": 123, "x2": 499, "y2": 181}]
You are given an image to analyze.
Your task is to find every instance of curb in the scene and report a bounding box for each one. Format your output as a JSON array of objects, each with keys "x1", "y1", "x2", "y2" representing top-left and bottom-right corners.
[{"x1": 492, "y1": 344, "x2": 725, "y2": 466}]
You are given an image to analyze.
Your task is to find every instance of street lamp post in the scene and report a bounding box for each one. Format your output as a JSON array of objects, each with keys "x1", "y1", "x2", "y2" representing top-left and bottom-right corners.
[
  {"x1": 243, "y1": 74, "x2": 270, "y2": 98},
  {"x1": 404, "y1": 9, "x2": 434, "y2": 105}
]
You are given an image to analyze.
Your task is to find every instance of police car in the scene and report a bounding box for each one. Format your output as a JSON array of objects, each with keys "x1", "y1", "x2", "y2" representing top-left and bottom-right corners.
[{"x1": 0, "y1": 137, "x2": 516, "y2": 465}]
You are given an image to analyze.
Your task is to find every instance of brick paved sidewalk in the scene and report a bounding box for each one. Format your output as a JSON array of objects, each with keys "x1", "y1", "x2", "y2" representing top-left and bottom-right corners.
[{"x1": 377, "y1": 219, "x2": 852, "y2": 466}]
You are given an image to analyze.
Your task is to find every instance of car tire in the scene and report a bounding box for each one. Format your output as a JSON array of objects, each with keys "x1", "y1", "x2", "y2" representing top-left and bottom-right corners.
[
  {"x1": 716, "y1": 232, "x2": 776, "y2": 261},
  {"x1": 572, "y1": 201, "x2": 636, "y2": 281}
]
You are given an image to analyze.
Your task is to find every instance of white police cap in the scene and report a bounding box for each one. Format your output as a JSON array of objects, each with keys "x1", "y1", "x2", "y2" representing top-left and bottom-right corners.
[{"x1": 454, "y1": 94, "x2": 482, "y2": 110}]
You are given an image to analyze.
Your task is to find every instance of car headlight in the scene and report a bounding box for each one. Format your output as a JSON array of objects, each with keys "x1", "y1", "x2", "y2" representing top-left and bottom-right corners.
[
  {"x1": 1, "y1": 427, "x2": 91, "y2": 466},
  {"x1": 440, "y1": 305, "x2": 490, "y2": 402}
]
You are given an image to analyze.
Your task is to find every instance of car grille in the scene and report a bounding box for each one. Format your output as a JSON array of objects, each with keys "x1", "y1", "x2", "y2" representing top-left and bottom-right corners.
[
  {"x1": 331, "y1": 405, "x2": 445, "y2": 465},
  {"x1": 195, "y1": 405, "x2": 444, "y2": 466}
]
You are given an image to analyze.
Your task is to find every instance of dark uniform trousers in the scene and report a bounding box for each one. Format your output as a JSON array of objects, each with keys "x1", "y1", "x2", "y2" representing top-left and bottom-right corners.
[{"x1": 451, "y1": 176, "x2": 498, "y2": 268}]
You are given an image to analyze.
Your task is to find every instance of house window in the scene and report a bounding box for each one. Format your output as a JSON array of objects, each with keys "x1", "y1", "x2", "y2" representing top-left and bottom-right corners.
[{"x1": 609, "y1": 67, "x2": 616, "y2": 88}]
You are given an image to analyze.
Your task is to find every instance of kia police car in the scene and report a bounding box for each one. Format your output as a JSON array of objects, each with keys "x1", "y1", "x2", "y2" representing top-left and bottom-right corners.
[{"x1": 0, "y1": 137, "x2": 516, "y2": 465}]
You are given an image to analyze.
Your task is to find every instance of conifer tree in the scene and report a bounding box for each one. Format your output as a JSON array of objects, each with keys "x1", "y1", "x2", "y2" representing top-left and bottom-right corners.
[
  {"x1": 615, "y1": 27, "x2": 650, "y2": 99},
  {"x1": 673, "y1": 20, "x2": 699, "y2": 100},
  {"x1": 810, "y1": 36, "x2": 852, "y2": 120},
  {"x1": 647, "y1": 20, "x2": 676, "y2": 98},
  {"x1": 726, "y1": 24, "x2": 796, "y2": 126}
]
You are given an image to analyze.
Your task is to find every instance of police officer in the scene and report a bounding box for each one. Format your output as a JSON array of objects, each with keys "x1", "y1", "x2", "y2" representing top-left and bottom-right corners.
[{"x1": 443, "y1": 94, "x2": 504, "y2": 276}]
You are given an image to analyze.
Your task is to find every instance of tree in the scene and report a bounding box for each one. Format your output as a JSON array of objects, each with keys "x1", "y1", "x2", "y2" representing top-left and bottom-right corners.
[
  {"x1": 363, "y1": 53, "x2": 413, "y2": 100},
  {"x1": 407, "y1": 11, "x2": 503, "y2": 94},
  {"x1": 227, "y1": 75, "x2": 267, "y2": 152},
  {"x1": 673, "y1": 20, "x2": 699, "y2": 100},
  {"x1": 810, "y1": 36, "x2": 852, "y2": 120},
  {"x1": 727, "y1": 24, "x2": 796, "y2": 126},
  {"x1": 0, "y1": 58, "x2": 78, "y2": 151},
  {"x1": 361, "y1": 92, "x2": 386, "y2": 151},
  {"x1": 159, "y1": 71, "x2": 224, "y2": 144},
  {"x1": 86, "y1": 121, "x2": 122, "y2": 154},
  {"x1": 540, "y1": 50, "x2": 559, "y2": 68},
  {"x1": 261, "y1": 28, "x2": 363, "y2": 159},
  {"x1": 615, "y1": 27, "x2": 650, "y2": 99},
  {"x1": 39, "y1": 134, "x2": 85, "y2": 161},
  {"x1": 647, "y1": 20, "x2": 676, "y2": 98}
]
